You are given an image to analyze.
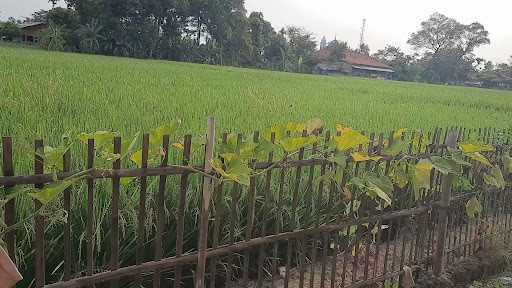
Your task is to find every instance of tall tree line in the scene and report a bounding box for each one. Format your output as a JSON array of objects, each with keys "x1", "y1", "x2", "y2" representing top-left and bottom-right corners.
[
  {"x1": 2, "y1": 0, "x2": 318, "y2": 73},
  {"x1": 2, "y1": 7, "x2": 511, "y2": 88}
]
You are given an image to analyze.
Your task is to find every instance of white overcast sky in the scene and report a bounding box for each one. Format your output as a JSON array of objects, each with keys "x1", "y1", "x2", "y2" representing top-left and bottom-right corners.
[{"x1": 2, "y1": 0, "x2": 511, "y2": 62}]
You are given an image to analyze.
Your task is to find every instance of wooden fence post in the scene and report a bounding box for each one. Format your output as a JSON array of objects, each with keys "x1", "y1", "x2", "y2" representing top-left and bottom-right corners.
[
  {"x1": 433, "y1": 130, "x2": 458, "y2": 276},
  {"x1": 2, "y1": 137, "x2": 16, "y2": 260},
  {"x1": 195, "y1": 117, "x2": 216, "y2": 288},
  {"x1": 34, "y1": 139, "x2": 45, "y2": 288}
]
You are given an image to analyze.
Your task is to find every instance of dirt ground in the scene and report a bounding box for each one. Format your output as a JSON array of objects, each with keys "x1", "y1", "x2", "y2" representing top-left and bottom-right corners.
[{"x1": 235, "y1": 214, "x2": 510, "y2": 288}]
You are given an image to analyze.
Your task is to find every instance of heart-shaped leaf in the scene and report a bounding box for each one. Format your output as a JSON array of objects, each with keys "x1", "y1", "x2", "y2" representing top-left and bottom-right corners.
[
  {"x1": 29, "y1": 179, "x2": 78, "y2": 205},
  {"x1": 431, "y1": 156, "x2": 462, "y2": 175},
  {"x1": 366, "y1": 175, "x2": 393, "y2": 207},
  {"x1": 334, "y1": 130, "x2": 369, "y2": 151},
  {"x1": 279, "y1": 136, "x2": 318, "y2": 153},
  {"x1": 460, "y1": 143, "x2": 495, "y2": 154},
  {"x1": 466, "y1": 152, "x2": 492, "y2": 167}
]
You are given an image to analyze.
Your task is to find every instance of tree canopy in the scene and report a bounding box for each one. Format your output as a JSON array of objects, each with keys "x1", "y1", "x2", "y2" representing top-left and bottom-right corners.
[
  {"x1": 4, "y1": 0, "x2": 318, "y2": 73},
  {"x1": 372, "y1": 12, "x2": 509, "y2": 88},
  {"x1": 1, "y1": 7, "x2": 510, "y2": 89}
]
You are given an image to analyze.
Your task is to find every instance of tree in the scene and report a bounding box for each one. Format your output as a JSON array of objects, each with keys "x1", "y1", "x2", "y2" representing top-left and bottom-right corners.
[
  {"x1": 326, "y1": 39, "x2": 348, "y2": 62},
  {"x1": 25, "y1": 9, "x2": 49, "y2": 23},
  {"x1": 373, "y1": 45, "x2": 421, "y2": 81},
  {"x1": 358, "y1": 43, "x2": 370, "y2": 55},
  {"x1": 189, "y1": 0, "x2": 208, "y2": 45},
  {"x1": 247, "y1": 12, "x2": 276, "y2": 67},
  {"x1": 47, "y1": 7, "x2": 80, "y2": 50},
  {"x1": 0, "y1": 21, "x2": 21, "y2": 41},
  {"x1": 421, "y1": 49, "x2": 476, "y2": 84},
  {"x1": 408, "y1": 12, "x2": 490, "y2": 84},
  {"x1": 41, "y1": 21, "x2": 65, "y2": 51},
  {"x1": 408, "y1": 13, "x2": 489, "y2": 58},
  {"x1": 76, "y1": 19, "x2": 104, "y2": 53},
  {"x1": 456, "y1": 22, "x2": 490, "y2": 55},
  {"x1": 285, "y1": 26, "x2": 317, "y2": 73},
  {"x1": 225, "y1": 8, "x2": 252, "y2": 66},
  {"x1": 408, "y1": 13, "x2": 463, "y2": 54},
  {"x1": 263, "y1": 28, "x2": 288, "y2": 71}
]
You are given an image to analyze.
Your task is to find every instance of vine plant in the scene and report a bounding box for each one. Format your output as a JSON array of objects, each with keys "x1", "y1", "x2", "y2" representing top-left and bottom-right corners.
[{"x1": 1, "y1": 119, "x2": 511, "y2": 245}]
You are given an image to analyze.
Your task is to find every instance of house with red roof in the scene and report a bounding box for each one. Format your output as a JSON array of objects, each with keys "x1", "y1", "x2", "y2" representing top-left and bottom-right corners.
[{"x1": 315, "y1": 49, "x2": 394, "y2": 79}]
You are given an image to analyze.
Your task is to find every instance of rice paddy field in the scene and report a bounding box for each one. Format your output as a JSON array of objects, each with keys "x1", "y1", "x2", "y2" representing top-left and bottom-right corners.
[
  {"x1": 1, "y1": 44, "x2": 512, "y2": 145},
  {"x1": 1, "y1": 44, "x2": 512, "y2": 287}
]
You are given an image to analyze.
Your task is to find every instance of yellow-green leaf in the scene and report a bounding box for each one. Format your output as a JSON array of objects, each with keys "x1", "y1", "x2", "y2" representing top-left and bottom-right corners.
[
  {"x1": 327, "y1": 153, "x2": 347, "y2": 169},
  {"x1": 351, "y1": 152, "x2": 382, "y2": 162},
  {"x1": 239, "y1": 142, "x2": 258, "y2": 160},
  {"x1": 211, "y1": 158, "x2": 226, "y2": 174},
  {"x1": 448, "y1": 149, "x2": 472, "y2": 167},
  {"x1": 484, "y1": 167, "x2": 505, "y2": 189},
  {"x1": 262, "y1": 124, "x2": 287, "y2": 142},
  {"x1": 460, "y1": 143, "x2": 495, "y2": 154},
  {"x1": 120, "y1": 132, "x2": 140, "y2": 160},
  {"x1": 383, "y1": 140, "x2": 408, "y2": 157},
  {"x1": 78, "y1": 131, "x2": 118, "y2": 147},
  {"x1": 220, "y1": 153, "x2": 237, "y2": 163},
  {"x1": 212, "y1": 158, "x2": 252, "y2": 186},
  {"x1": 466, "y1": 197, "x2": 482, "y2": 219},
  {"x1": 414, "y1": 159, "x2": 433, "y2": 190},
  {"x1": 333, "y1": 130, "x2": 369, "y2": 151},
  {"x1": 366, "y1": 175, "x2": 393, "y2": 207},
  {"x1": 78, "y1": 133, "x2": 89, "y2": 143},
  {"x1": 389, "y1": 165, "x2": 409, "y2": 189},
  {"x1": 286, "y1": 122, "x2": 306, "y2": 133},
  {"x1": 336, "y1": 123, "x2": 352, "y2": 134},
  {"x1": 172, "y1": 143, "x2": 184, "y2": 150},
  {"x1": 393, "y1": 128, "x2": 407, "y2": 141},
  {"x1": 351, "y1": 152, "x2": 371, "y2": 162},
  {"x1": 120, "y1": 177, "x2": 135, "y2": 186},
  {"x1": 305, "y1": 118, "x2": 324, "y2": 134},
  {"x1": 29, "y1": 179, "x2": 78, "y2": 205},
  {"x1": 43, "y1": 145, "x2": 68, "y2": 171},
  {"x1": 95, "y1": 131, "x2": 117, "y2": 146},
  {"x1": 254, "y1": 141, "x2": 277, "y2": 161},
  {"x1": 225, "y1": 159, "x2": 252, "y2": 186},
  {"x1": 431, "y1": 156, "x2": 462, "y2": 175},
  {"x1": 279, "y1": 136, "x2": 318, "y2": 153},
  {"x1": 130, "y1": 150, "x2": 143, "y2": 167},
  {"x1": 149, "y1": 122, "x2": 180, "y2": 145},
  {"x1": 466, "y1": 152, "x2": 492, "y2": 167},
  {"x1": 100, "y1": 150, "x2": 121, "y2": 162}
]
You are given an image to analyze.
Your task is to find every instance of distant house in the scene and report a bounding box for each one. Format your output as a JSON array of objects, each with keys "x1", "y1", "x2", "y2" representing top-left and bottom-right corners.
[
  {"x1": 481, "y1": 75, "x2": 512, "y2": 90},
  {"x1": 18, "y1": 22, "x2": 48, "y2": 44},
  {"x1": 315, "y1": 49, "x2": 394, "y2": 79}
]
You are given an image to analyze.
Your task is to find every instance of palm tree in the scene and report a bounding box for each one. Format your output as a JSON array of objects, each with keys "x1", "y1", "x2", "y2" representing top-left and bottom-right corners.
[
  {"x1": 76, "y1": 19, "x2": 105, "y2": 53},
  {"x1": 44, "y1": 21, "x2": 65, "y2": 51}
]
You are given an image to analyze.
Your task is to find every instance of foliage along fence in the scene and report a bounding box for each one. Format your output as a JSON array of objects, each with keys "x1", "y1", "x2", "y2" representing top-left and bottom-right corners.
[{"x1": 1, "y1": 118, "x2": 512, "y2": 288}]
